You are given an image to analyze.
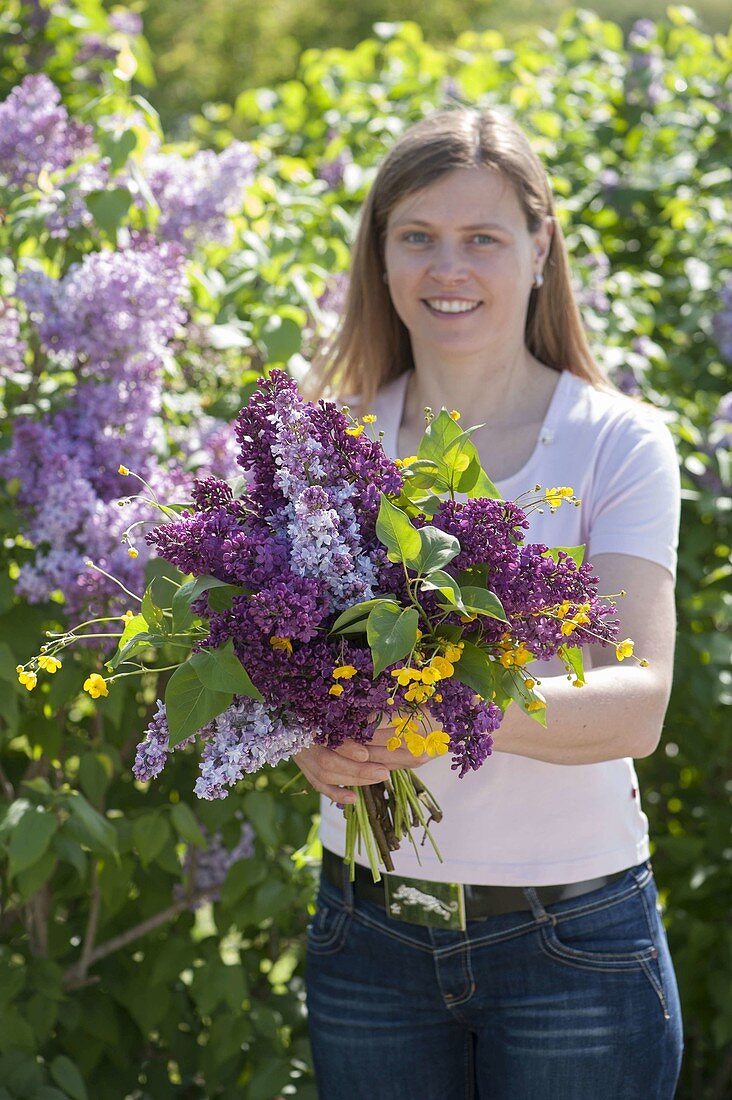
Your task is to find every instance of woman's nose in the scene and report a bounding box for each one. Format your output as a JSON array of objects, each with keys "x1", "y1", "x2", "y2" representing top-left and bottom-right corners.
[{"x1": 429, "y1": 247, "x2": 468, "y2": 284}]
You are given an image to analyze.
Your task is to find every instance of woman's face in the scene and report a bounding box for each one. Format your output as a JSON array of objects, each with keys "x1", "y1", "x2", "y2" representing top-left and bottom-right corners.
[{"x1": 383, "y1": 166, "x2": 552, "y2": 366}]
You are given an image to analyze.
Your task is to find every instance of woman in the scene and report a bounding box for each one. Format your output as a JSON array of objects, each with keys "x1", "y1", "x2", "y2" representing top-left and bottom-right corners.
[{"x1": 295, "y1": 108, "x2": 683, "y2": 1099}]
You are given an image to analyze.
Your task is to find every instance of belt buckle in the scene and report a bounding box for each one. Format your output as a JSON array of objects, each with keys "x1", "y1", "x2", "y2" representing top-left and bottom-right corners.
[{"x1": 383, "y1": 873, "x2": 466, "y2": 931}]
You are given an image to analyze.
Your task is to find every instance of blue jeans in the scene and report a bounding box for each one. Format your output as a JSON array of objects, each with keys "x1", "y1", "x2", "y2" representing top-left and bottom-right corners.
[{"x1": 305, "y1": 859, "x2": 683, "y2": 1099}]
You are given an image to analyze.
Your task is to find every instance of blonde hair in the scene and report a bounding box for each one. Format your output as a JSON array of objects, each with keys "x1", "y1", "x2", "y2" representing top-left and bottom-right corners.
[{"x1": 306, "y1": 107, "x2": 611, "y2": 408}]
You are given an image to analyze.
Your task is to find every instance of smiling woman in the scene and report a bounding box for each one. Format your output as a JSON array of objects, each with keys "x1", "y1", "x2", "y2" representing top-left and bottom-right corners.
[{"x1": 299, "y1": 107, "x2": 683, "y2": 1100}]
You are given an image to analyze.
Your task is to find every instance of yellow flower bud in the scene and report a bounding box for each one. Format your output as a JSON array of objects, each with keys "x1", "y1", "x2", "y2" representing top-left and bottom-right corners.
[
  {"x1": 328, "y1": 684, "x2": 344, "y2": 697},
  {"x1": 362, "y1": 414, "x2": 377, "y2": 424},
  {"x1": 127, "y1": 547, "x2": 139, "y2": 559},
  {"x1": 449, "y1": 410, "x2": 461, "y2": 421}
]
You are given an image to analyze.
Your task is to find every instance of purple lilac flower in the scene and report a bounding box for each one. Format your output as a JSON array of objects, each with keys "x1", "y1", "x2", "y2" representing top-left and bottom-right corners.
[
  {"x1": 44, "y1": 159, "x2": 111, "y2": 238},
  {"x1": 141, "y1": 142, "x2": 257, "y2": 248},
  {"x1": 712, "y1": 278, "x2": 732, "y2": 362},
  {"x1": 194, "y1": 699, "x2": 314, "y2": 800},
  {"x1": 133, "y1": 700, "x2": 200, "y2": 782},
  {"x1": 0, "y1": 298, "x2": 27, "y2": 377},
  {"x1": 0, "y1": 75, "x2": 94, "y2": 188},
  {"x1": 17, "y1": 241, "x2": 187, "y2": 377},
  {"x1": 573, "y1": 252, "x2": 611, "y2": 315},
  {"x1": 628, "y1": 19, "x2": 656, "y2": 47},
  {"x1": 109, "y1": 10, "x2": 144, "y2": 35},
  {"x1": 428, "y1": 679, "x2": 500, "y2": 777},
  {"x1": 75, "y1": 33, "x2": 117, "y2": 65},
  {"x1": 174, "y1": 821, "x2": 255, "y2": 908},
  {"x1": 317, "y1": 148, "x2": 352, "y2": 189}
]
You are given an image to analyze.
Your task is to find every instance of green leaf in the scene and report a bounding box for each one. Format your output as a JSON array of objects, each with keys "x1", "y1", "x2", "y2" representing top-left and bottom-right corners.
[
  {"x1": 261, "y1": 315, "x2": 302, "y2": 363},
  {"x1": 419, "y1": 570, "x2": 466, "y2": 612},
  {"x1": 52, "y1": 830, "x2": 87, "y2": 882},
  {"x1": 502, "y1": 670, "x2": 547, "y2": 727},
  {"x1": 558, "y1": 644, "x2": 585, "y2": 683},
  {"x1": 15, "y1": 849, "x2": 56, "y2": 900},
  {"x1": 367, "y1": 604, "x2": 419, "y2": 678},
  {"x1": 49, "y1": 1055, "x2": 88, "y2": 1100},
  {"x1": 170, "y1": 802, "x2": 207, "y2": 848},
  {"x1": 460, "y1": 586, "x2": 508, "y2": 622},
  {"x1": 411, "y1": 526, "x2": 461, "y2": 574},
  {"x1": 63, "y1": 794, "x2": 118, "y2": 854},
  {"x1": 78, "y1": 753, "x2": 113, "y2": 807},
  {"x1": 133, "y1": 812, "x2": 172, "y2": 867},
  {"x1": 171, "y1": 578, "x2": 197, "y2": 634},
  {"x1": 141, "y1": 582, "x2": 166, "y2": 633},
  {"x1": 375, "y1": 494, "x2": 421, "y2": 566},
  {"x1": 243, "y1": 789, "x2": 280, "y2": 847},
  {"x1": 189, "y1": 639, "x2": 263, "y2": 700},
  {"x1": 418, "y1": 409, "x2": 465, "y2": 466},
  {"x1": 544, "y1": 545, "x2": 586, "y2": 567},
  {"x1": 450, "y1": 640, "x2": 498, "y2": 700},
  {"x1": 207, "y1": 583, "x2": 247, "y2": 612},
  {"x1": 107, "y1": 615, "x2": 158, "y2": 670},
  {"x1": 466, "y1": 466, "x2": 501, "y2": 500},
  {"x1": 7, "y1": 807, "x2": 58, "y2": 879},
  {"x1": 165, "y1": 661, "x2": 233, "y2": 747},
  {"x1": 85, "y1": 187, "x2": 133, "y2": 237},
  {"x1": 330, "y1": 597, "x2": 400, "y2": 635},
  {"x1": 220, "y1": 856, "x2": 267, "y2": 908}
]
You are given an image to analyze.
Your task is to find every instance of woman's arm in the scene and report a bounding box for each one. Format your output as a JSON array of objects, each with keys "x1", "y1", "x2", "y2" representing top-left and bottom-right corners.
[{"x1": 366, "y1": 552, "x2": 677, "y2": 769}]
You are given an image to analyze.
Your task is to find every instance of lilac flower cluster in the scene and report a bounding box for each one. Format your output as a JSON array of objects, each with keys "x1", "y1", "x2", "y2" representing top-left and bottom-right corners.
[
  {"x1": 141, "y1": 142, "x2": 257, "y2": 249},
  {"x1": 573, "y1": 252, "x2": 611, "y2": 316},
  {"x1": 17, "y1": 239, "x2": 187, "y2": 381},
  {"x1": 625, "y1": 20, "x2": 666, "y2": 108},
  {"x1": 428, "y1": 679, "x2": 501, "y2": 777},
  {"x1": 0, "y1": 75, "x2": 94, "y2": 188},
  {"x1": 133, "y1": 694, "x2": 314, "y2": 799},
  {"x1": 0, "y1": 298, "x2": 27, "y2": 378},
  {"x1": 174, "y1": 822, "x2": 256, "y2": 909}
]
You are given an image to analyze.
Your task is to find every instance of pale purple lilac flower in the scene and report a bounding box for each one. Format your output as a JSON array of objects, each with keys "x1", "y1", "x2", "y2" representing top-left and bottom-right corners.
[
  {"x1": 574, "y1": 253, "x2": 611, "y2": 315},
  {"x1": 110, "y1": 10, "x2": 144, "y2": 35},
  {"x1": 141, "y1": 142, "x2": 257, "y2": 248},
  {"x1": 0, "y1": 298, "x2": 27, "y2": 377},
  {"x1": 0, "y1": 74, "x2": 94, "y2": 188},
  {"x1": 174, "y1": 821, "x2": 255, "y2": 908}
]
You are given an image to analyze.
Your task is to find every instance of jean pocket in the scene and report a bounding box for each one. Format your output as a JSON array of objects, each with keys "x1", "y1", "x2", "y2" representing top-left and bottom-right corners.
[
  {"x1": 306, "y1": 891, "x2": 353, "y2": 956},
  {"x1": 538, "y1": 884, "x2": 671, "y2": 1017}
]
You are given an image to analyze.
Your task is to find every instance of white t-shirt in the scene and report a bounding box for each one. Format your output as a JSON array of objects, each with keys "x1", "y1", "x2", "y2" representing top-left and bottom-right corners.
[{"x1": 319, "y1": 368, "x2": 681, "y2": 886}]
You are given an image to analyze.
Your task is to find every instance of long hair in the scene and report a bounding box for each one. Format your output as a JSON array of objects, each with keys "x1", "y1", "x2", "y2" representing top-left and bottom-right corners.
[{"x1": 306, "y1": 107, "x2": 610, "y2": 408}]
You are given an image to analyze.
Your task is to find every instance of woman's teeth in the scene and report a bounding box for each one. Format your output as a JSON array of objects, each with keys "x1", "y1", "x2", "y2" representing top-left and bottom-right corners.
[{"x1": 424, "y1": 299, "x2": 481, "y2": 314}]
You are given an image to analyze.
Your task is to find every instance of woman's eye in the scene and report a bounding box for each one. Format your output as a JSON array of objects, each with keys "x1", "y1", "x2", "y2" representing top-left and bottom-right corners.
[
  {"x1": 473, "y1": 234, "x2": 496, "y2": 244},
  {"x1": 402, "y1": 231, "x2": 430, "y2": 243}
]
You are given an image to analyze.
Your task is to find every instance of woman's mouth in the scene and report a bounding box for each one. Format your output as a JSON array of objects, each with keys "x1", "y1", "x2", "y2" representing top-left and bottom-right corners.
[{"x1": 422, "y1": 299, "x2": 482, "y2": 317}]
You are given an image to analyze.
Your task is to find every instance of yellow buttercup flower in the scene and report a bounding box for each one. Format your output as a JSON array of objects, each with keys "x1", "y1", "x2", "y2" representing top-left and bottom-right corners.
[
  {"x1": 545, "y1": 486, "x2": 574, "y2": 507},
  {"x1": 17, "y1": 668, "x2": 37, "y2": 691},
  {"x1": 425, "y1": 730, "x2": 450, "y2": 756},
  {"x1": 449, "y1": 410, "x2": 461, "y2": 421},
  {"x1": 390, "y1": 667, "x2": 420, "y2": 686},
  {"x1": 362, "y1": 414, "x2": 377, "y2": 424},
  {"x1": 442, "y1": 642, "x2": 463, "y2": 663},
  {"x1": 332, "y1": 664, "x2": 358, "y2": 679},
  {"x1": 405, "y1": 732, "x2": 427, "y2": 757},
  {"x1": 83, "y1": 673, "x2": 109, "y2": 699},
  {"x1": 328, "y1": 684, "x2": 344, "y2": 697},
  {"x1": 615, "y1": 638, "x2": 634, "y2": 661},
  {"x1": 393, "y1": 714, "x2": 418, "y2": 736},
  {"x1": 37, "y1": 655, "x2": 62, "y2": 673},
  {"x1": 402, "y1": 455, "x2": 419, "y2": 466},
  {"x1": 433, "y1": 692, "x2": 443, "y2": 703},
  {"x1": 269, "y1": 636, "x2": 293, "y2": 655},
  {"x1": 524, "y1": 678, "x2": 535, "y2": 689},
  {"x1": 386, "y1": 735, "x2": 402, "y2": 751},
  {"x1": 513, "y1": 644, "x2": 531, "y2": 667},
  {"x1": 429, "y1": 656, "x2": 454, "y2": 680},
  {"x1": 127, "y1": 547, "x2": 139, "y2": 559},
  {"x1": 560, "y1": 620, "x2": 578, "y2": 637},
  {"x1": 526, "y1": 700, "x2": 544, "y2": 713},
  {"x1": 118, "y1": 465, "x2": 130, "y2": 476},
  {"x1": 394, "y1": 459, "x2": 404, "y2": 468},
  {"x1": 556, "y1": 600, "x2": 571, "y2": 618},
  {"x1": 345, "y1": 424, "x2": 364, "y2": 437},
  {"x1": 573, "y1": 679, "x2": 586, "y2": 688}
]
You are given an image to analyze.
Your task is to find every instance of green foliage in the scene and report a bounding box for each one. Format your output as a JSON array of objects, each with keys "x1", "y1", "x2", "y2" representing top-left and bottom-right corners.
[{"x1": 0, "y1": 3, "x2": 730, "y2": 1096}]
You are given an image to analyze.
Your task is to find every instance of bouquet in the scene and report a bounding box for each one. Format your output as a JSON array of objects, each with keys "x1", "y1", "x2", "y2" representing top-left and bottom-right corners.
[{"x1": 19, "y1": 370, "x2": 639, "y2": 881}]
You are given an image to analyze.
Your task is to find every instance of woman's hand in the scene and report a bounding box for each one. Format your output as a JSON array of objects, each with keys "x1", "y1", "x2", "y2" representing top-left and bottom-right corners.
[
  {"x1": 293, "y1": 740, "x2": 391, "y2": 805},
  {"x1": 363, "y1": 713, "x2": 434, "y2": 771}
]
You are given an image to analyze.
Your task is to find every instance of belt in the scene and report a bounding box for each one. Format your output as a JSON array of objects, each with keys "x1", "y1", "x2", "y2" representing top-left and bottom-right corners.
[{"x1": 321, "y1": 847, "x2": 629, "y2": 931}]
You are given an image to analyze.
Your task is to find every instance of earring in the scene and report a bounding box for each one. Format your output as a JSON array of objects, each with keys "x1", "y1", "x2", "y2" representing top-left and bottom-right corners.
[{"x1": 533, "y1": 272, "x2": 544, "y2": 289}]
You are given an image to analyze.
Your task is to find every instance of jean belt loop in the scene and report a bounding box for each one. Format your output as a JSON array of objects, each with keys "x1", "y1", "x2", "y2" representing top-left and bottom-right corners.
[
  {"x1": 340, "y1": 860, "x2": 354, "y2": 912},
  {"x1": 522, "y1": 886, "x2": 556, "y2": 925}
]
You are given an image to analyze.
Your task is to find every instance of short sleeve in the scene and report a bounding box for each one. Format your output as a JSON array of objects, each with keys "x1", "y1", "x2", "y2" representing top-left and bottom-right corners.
[{"x1": 587, "y1": 409, "x2": 681, "y2": 580}]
